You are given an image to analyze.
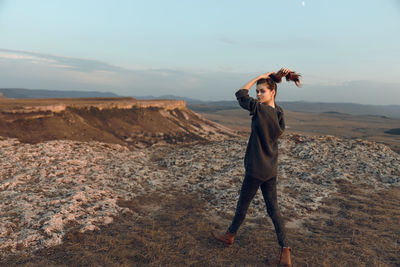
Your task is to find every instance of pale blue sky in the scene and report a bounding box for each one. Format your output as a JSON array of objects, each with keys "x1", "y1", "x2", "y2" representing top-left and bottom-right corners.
[{"x1": 0, "y1": 0, "x2": 399, "y2": 104}]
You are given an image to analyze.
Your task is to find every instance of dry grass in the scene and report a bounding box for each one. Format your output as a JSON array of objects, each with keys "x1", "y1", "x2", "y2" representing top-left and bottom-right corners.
[{"x1": 2, "y1": 183, "x2": 399, "y2": 267}]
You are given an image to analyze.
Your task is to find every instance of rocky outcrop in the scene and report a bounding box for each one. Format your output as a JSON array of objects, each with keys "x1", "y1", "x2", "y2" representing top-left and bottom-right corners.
[
  {"x1": 0, "y1": 133, "x2": 399, "y2": 256},
  {"x1": 0, "y1": 97, "x2": 186, "y2": 114},
  {"x1": 0, "y1": 98, "x2": 237, "y2": 146}
]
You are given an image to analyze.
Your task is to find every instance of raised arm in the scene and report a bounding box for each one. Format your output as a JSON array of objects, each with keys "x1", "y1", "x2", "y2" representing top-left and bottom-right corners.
[
  {"x1": 236, "y1": 72, "x2": 273, "y2": 114},
  {"x1": 240, "y1": 72, "x2": 275, "y2": 90},
  {"x1": 236, "y1": 68, "x2": 298, "y2": 114}
]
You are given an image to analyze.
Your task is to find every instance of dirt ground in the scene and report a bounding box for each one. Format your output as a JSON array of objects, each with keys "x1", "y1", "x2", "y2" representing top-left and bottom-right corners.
[{"x1": 1, "y1": 182, "x2": 399, "y2": 267}]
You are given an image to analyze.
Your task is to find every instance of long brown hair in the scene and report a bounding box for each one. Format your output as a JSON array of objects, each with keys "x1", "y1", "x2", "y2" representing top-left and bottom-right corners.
[{"x1": 256, "y1": 69, "x2": 301, "y2": 99}]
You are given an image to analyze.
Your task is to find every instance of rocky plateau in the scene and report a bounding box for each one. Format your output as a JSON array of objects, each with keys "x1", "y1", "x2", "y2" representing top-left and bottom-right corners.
[{"x1": 0, "y1": 132, "x2": 399, "y2": 257}]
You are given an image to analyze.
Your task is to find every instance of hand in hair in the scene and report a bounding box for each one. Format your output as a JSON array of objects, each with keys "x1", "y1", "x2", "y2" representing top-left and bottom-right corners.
[
  {"x1": 240, "y1": 68, "x2": 301, "y2": 91},
  {"x1": 258, "y1": 71, "x2": 275, "y2": 80},
  {"x1": 277, "y1": 67, "x2": 291, "y2": 77},
  {"x1": 270, "y1": 67, "x2": 302, "y2": 87}
]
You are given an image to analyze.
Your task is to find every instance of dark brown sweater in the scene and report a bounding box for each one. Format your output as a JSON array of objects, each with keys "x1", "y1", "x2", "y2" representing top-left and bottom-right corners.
[{"x1": 235, "y1": 89, "x2": 285, "y2": 181}]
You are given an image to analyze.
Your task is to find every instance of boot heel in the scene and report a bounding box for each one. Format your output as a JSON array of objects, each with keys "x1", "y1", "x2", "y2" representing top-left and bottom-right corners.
[
  {"x1": 269, "y1": 247, "x2": 291, "y2": 267},
  {"x1": 212, "y1": 230, "x2": 235, "y2": 245}
]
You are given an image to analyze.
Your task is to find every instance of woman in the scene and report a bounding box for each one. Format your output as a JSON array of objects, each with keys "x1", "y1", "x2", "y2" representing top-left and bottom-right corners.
[{"x1": 212, "y1": 68, "x2": 301, "y2": 267}]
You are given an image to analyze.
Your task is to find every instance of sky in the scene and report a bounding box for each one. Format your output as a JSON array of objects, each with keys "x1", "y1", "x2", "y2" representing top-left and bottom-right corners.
[{"x1": 0, "y1": 0, "x2": 399, "y2": 104}]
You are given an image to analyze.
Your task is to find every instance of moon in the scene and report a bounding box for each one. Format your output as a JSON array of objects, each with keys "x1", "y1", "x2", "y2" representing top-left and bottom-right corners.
[{"x1": 301, "y1": 1, "x2": 305, "y2": 6}]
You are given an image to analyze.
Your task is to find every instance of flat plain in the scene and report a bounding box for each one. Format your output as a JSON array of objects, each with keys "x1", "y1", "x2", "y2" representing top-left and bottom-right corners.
[{"x1": 189, "y1": 105, "x2": 400, "y2": 153}]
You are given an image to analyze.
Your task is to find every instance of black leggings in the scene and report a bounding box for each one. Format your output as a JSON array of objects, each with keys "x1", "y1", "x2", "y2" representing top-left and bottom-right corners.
[{"x1": 228, "y1": 174, "x2": 288, "y2": 247}]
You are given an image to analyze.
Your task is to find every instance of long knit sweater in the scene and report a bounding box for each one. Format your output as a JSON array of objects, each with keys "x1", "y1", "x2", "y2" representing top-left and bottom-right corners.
[{"x1": 235, "y1": 89, "x2": 285, "y2": 181}]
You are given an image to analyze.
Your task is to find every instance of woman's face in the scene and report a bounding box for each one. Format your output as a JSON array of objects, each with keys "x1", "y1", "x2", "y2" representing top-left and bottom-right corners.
[{"x1": 256, "y1": 83, "x2": 275, "y2": 105}]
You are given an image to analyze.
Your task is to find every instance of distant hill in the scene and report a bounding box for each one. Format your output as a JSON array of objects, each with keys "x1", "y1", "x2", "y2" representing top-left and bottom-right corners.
[
  {"x1": 3, "y1": 89, "x2": 399, "y2": 118},
  {"x1": 134, "y1": 94, "x2": 204, "y2": 104},
  {"x1": 385, "y1": 128, "x2": 400, "y2": 135},
  {"x1": 279, "y1": 101, "x2": 400, "y2": 119},
  {"x1": 0, "y1": 88, "x2": 119, "y2": 99},
  {"x1": 188, "y1": 100, "x2": 400, "y2": 119}
]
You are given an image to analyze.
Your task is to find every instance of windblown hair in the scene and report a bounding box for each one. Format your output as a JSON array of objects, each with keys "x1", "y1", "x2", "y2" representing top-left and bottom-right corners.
[{"x1": 256, "y1": 69, "x2": 301, "y2": 99}]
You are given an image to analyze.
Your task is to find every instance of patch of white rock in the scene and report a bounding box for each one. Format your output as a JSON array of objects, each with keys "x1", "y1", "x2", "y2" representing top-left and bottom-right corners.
[{"x1": 0, "y1": 134, "x2": 399, "y2": 256}]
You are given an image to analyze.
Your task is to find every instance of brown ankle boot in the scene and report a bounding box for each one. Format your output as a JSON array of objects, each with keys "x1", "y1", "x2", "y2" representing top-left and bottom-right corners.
[
  {"x1": 267, "y1": 247, "x2": 292, "y2": 267},
  {"x1": 212, "y1": 230, "x2": 235, "y2": 245},
  {"x1": 279, "y1": 247, "x2": 292, "y2": 267}
]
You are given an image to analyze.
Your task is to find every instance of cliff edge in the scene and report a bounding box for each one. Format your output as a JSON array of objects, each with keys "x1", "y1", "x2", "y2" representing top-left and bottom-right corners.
[{"x1": 0, "y1": 97, "x2": 237, "y2": 147}]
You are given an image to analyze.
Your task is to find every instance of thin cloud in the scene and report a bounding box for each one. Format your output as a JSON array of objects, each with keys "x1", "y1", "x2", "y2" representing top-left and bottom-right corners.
[
  {"x1": 2, "y1": 48, "x2": 398, "y2": 104},
  {"x1": 218, "y1": 37, "x2": 237, "y2": 45},
  {"x1": 0, "y1": 48, "x2": 123, "y2": 73}
]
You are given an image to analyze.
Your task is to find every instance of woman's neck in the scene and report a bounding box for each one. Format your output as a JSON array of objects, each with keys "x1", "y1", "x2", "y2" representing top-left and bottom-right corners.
[{"x1": 262, "y1": 100, "x2": 275, "y2": 108}]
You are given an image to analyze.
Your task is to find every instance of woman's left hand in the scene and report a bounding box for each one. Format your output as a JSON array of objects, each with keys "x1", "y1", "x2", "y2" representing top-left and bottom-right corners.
[
  {"x1": 258, "y1": 72, "x2": 275, "y2": 79},
  {"x1": 277, "y1": 67, "x2": 292, "y2": 76}
]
